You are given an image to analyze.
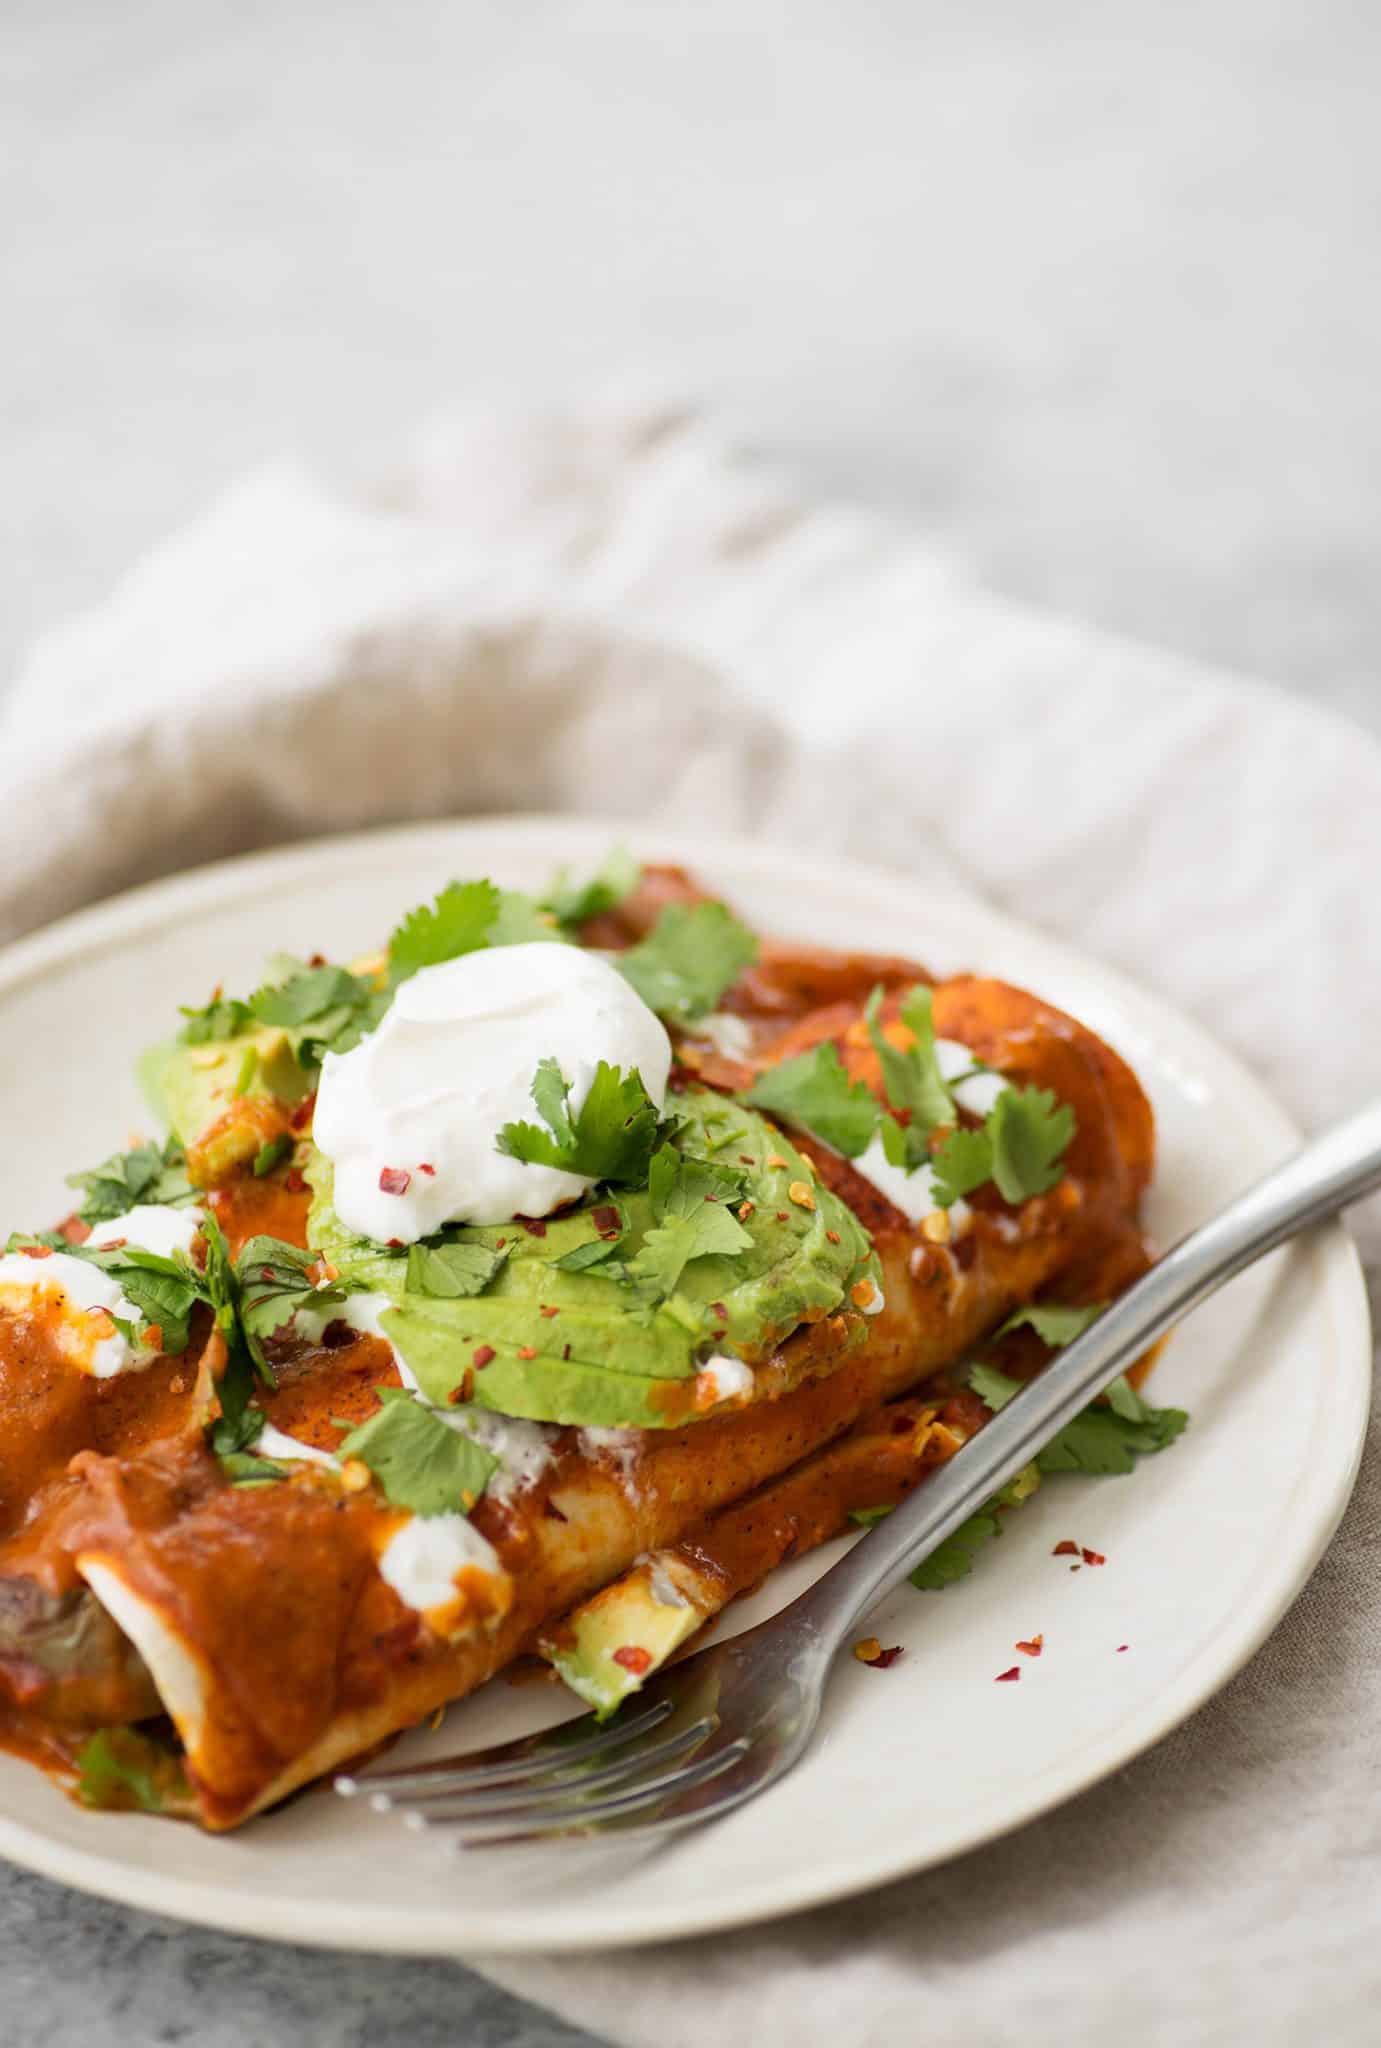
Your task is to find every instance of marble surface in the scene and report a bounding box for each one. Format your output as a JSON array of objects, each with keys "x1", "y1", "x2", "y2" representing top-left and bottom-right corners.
[{"x1": 1, "y1": 4, "x2": 1378, "y2": 2044}]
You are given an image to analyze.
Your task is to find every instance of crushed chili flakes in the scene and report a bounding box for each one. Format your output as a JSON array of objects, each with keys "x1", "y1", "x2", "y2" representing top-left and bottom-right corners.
[
  {"x1": 472, "y1": 1344, "x2": 496, "y2": 1370},
  {"x1": 284, "y1": 1166, "x2": 306, "y2": 1194},
  {"x1": 518, "y1": 1216, "x2": 547, "y2": 1238},
  {"x1": 1081, "y1": 1548, "x2": 1106, "y2": 1566},
  {"x1": 612, "y1": 1645, "x2": 653, "y2": 1675},
  {"x1": 1015, "y1": 1635, "x2": 1044, "y2": 1657},
  {"x1": 826, "y1": 1228, "x2": 841, "y2": 1245},
  {"x1": 378, "y1": 1166, "x2": 411, "y2": 1196},
  {"x1": 417, "y1": 1162, "x2": 436, "y2": 1176},
  {"x1": 737, "y1": 1200, "x2": 755, "y2": 1220},
  {"x1": 290, "y1": 1092, "x2": 317, "y2": 1131},
  {"x1": 1052, "y1": 1540, "x2": 1080, "y2": 1557},
  {"x1": 448, "y1": 1369, "x2": 475, "y2": 1405},
  {"x1": 775, "y1": 1210, "x2": 789, "y2": 1223},
  {"x1": 994, "y1": 1666, "x2": 1021, "y2": 1683},
  {"x1": 539, "y1": 1304, "x2": 560, "y2": 1319},
  {"x1": 1116, "y1": 1644, "x2": 1129, "y2": 1653},
  {"x1": 738, "y1": 1154, "x2": 755, "y2": 1165},
  {"x1": 517, "y1": 1345, "x2": 538, "y2": 1360},
  {"x1": 853, "y1": 1637, "x2": 904, "y2": 1669},
  {"x1": 17, "y1": 1244, "x2": 53, "y2": 1259},
  {"x1": 592, "y1": 1205, "x2": 621, "y2": 1237},
  {"x1": 710, "y1": 1301, "x2": 728, "y2": 1322}
]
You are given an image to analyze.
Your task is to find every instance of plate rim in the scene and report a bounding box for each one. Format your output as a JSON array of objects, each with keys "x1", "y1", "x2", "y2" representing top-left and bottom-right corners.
[{"x1": 0, "y1": 813, "x2": 1369, "y2": 1956}]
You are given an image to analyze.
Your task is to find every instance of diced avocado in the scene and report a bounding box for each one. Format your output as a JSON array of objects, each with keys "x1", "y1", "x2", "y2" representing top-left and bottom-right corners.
[
  {"x1": 301, "y1": 1088, "x2": 878, "y2": 1432},
  {"x1": 140, "y1": 1029, "x2": 312, "y2": 1148},
  {"x1": 541, "y1": 1560, "x2": 706, "y2": 1718}
]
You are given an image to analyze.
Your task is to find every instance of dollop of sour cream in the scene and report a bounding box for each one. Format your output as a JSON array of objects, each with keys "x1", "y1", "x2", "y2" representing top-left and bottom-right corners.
[
  {"x1": 87, "y1": 1204, "x2": 203, "y2": 1261},
  {"x1": 0, "y1": 1251, "x2": 142, "y2": 1379},
  {"x1": 313, "y1": 942, "x2": 671, "y2": 1244}
]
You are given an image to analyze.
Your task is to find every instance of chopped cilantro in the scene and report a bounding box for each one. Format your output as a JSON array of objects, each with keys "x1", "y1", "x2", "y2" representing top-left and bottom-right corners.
[
  {"x1": 744, "y1": 1042, "x2": 878, "y2": 1157},
  {"x1": 996, "y1": 1301, "x2": 1103, "y2": 1346},
  {"x1": 969, "y1": 1362, "x2": 1188, "y2": 1476},
  {"x1": 76, "y1": 1728, "x2": 168, "y2": 1813},
  {"x1": 66, "y1": 1136, "x2": 195, "y2": 1225},
  {"x1": 235, "y1": 1235, "x2": 344, "y2": 1355},
  {"x1": 987, "y1": 1086, "x2": 1075, "y2": 1203},
  {"x1": 336, "y1": 1387, "x2": 497, "y2": 1515},
  {"x1": 866, "y1": 984, "x2": 954, "y2": 1143},
  {"x1": 625, "y1": 1145, "x2": 752, "y2": 1300},
  {"x1": 252, "y1": 1133, "x2": 293, "y2": 1178},
  {"x1": 209, "y1": 1405, "x2": 266, "y2": 1458},
  {"x1": 250, "y1": 962, "x2": 366, "y2": 1029},
  {"x1": 178, "y1": 995, "x2": 253, "y2": 1044},
  {"x1": 218, "y1": 1449, "x2": 290, "y2": 1487},
  {"x1": 496, "y1": 1057, "x2": 667, "y2": 1185},
  {"x1": 615, "y1": 902, "x2": 757, "y2": 1022},
  {"x1": 405, "y1": 1240, "x2": 508, "y2": 1300},
  {"x1": 542, "y1": 847, "x2": 641, "y2": 929},
  {"x1": 552, "y1": 1235, "x2": 625, "y2": 1273},
  {"x1": 387, "y1": 879, "x2": 501, "y2": 986},
  {"x1": 909, "y1": 1511, "x2": 1002, "y2": 1590},
  {"x1": 929, "y1": 1124, "x2": 996, "y2": 1207}
]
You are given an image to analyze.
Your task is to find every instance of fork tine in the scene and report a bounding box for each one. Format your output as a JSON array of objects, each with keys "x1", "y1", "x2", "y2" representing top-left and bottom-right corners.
[
  {"x1": 377, "y1": 1719, "x2": 715, "y2": 1820},
  {"x1": 335, "y1": 1696, "x2": 673, "y2": 1800},
  {"x1": 408, "y1": 1739, "x2": 753, "y2": 1847}
]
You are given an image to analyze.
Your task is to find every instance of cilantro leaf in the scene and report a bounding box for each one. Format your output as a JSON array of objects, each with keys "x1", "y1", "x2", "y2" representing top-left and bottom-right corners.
[
  {"x1": 387, "y1": 879, "x2": 500, "y2": 986},
  {"x1": 909, "y1": 1511, "x2": 1002, "y2": 1590},
  {"x1": 76, "y1": 1728, "x2": 169, "y2": 1813},
  {"x1": 625, "y1": 1144, "x2": 753, "y2": 1300},
  {"x1": 218, "y1": 1449, "x2": 290, "y2": 1487},
  {"x1": 616, "y1": 902, "x2": 758, "y2": 1022},
  {"x1": 235, "y1": 1236, "x2": 344, "y2": 1351},
  {"x1": 552, "y1": 1236, "x2": 625, "y2": 1273},
  {"x1": 405, "y1": 1240, "x2": 508, "y2": 1300},
  {"x1": 496, "y1": 1059, "x2": 666, "y2": 1185},
  {"x1": 996, "y1": 1301, "x2": 1103, "y2": 1346},
  {"x1": 336, "y1": 1387, "x2": 498, "y2": 1515},
  {"x1": 929, "y1": 1124, "x2": 995, "y2": 1207},
  {"x1": 865, "y1": 983, "x2": 954, "y2": 1138},
  {"x1": 178, "y1": 996, "x2": 253, "y2": 1044},
  {"x1": 745, "y1": 1042, "x2": 879, "y2": 1157},
  {"x1": 66, "y1": 1137, "x2": 195, "y2": 1225},
  {"x1": 968, "y1": 1360, "x2": 1188, "y2": 1475},
  {"x1": 209, "y1": 1406, "x2": 266, "y2": 1458},
  {"x1": 542, "y1": 847, "x2": 641, "y2": 929},
  {"x1": 987, "y1": 1086, "x2": 1075, "y2": 1203},
  {"x1": 250, "y1": 962, "x2": 368, "y2": 1029}
]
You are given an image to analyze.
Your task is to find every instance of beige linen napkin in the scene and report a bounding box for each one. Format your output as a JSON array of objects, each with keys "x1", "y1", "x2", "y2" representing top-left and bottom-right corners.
[{"x1": 3, "y1": 406, "x2": 1378, "y2": 2046}]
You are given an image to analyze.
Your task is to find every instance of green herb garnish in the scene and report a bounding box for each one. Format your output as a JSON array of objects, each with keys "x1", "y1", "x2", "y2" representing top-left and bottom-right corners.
[
  {"x1": 336, "y1": 1387, "x2": 497, "y2": 1515},
  {"x1": 616, "y1": 902, "x2": 757, "y2": 1022}
]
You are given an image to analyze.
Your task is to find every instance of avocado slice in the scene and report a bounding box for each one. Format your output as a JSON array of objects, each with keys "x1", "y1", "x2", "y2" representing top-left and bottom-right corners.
[
  {"x1": 540, "y1": 1558, "x2": 708, "y2": 1717},
  {"x1": 139, "y1": 1028, "x2": 312, "y2": 1149},
  {"x1": 301, "y1": 1090, "x2": 879, "y2": 1432}
]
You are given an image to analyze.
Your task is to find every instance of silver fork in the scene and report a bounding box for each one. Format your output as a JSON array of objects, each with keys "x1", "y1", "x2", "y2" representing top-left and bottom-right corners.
[{"x1": 337, "y1": 1099, "x2": 1381, "y2": 1848}]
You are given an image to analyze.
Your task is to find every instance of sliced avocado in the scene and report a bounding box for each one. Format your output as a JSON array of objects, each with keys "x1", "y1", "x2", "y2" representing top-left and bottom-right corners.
[
  {"x1": 140, "y1": 1028, "x2": 312, "y2": 1148},
  {"x1": 301, "y1": 1089, "x2": 878, "y2": 1432},
  {"x1": 540, "y1": 1559, "x2": 707, "y2": 1718}
]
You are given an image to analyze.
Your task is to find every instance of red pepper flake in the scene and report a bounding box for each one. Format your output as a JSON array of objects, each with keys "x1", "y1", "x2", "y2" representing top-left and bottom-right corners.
[
  {"x1": 290, "y1": 1092, "x2": 317, "y2": 1131},
  {"x1": 710, "y1": 1301, "x2": 728, "y2": 1323},
  {"x1": 994, "y1": 1666, "x2": 1022, "y2": 1683},
  {"x1": 308, "y1": 951, "x2": 327, "y2": 968},
  {"x1": 386, "y1": 1237, "x2": 405, "y2": 1249},
  {"x1": 869, "y1": 1644, "x2": 905, "y2": 1669},
  {"x1": 18, "y1": 1244, "x2": 53, "y2": 1259},
  {"x1": 1116, "y1": 1643, "x2": 1129, "y2": 1653},
  {"x1": 417, "y1": 1162, "x2": 436, "y2": 1176},
  {"x1": 612, "y1": 1645, "x2": 653, "y2": 1676},
  {"x1": 1052, "y1": 1540, "x2": 1080, "y2": 1557},
  {"x1": 539, "y1": 1304, "x2": 560, "y2": 1319},
  {"x1": 592, "y1": 1205, "x2": 621, "y2": 1237},
  {"x1": 517, "y1": 1345, "x2": 538, "y2": 1360},
  {"x1": 1081, "y1": 1548, "x2": 1106, "y2": 1567},
  {"x1": 776, "y1": 1211, "x2": 789, "y2": 1223},
  {"x1": 98, "y1": 1237, "x2": 128, "y2": 1251},
  {"x1": 472, "y1": 1344, "x2": 496, "y2": 1370},
  {"x1": 284, "y1": 1167, "x2": 306, "y2": 1194},
  {"x1": 261, "y1": 1265, "x2": 276, "y2": 1282},
  {"x1": 738, "y1": 1154, "x2": 755, "y2": 1165},
  {"x1": 519, "y1": 1216, "x2": 547, "y2": 1238},
  {"x1": 544, "y1": 1496, "x2": 568, "y2": 1523},
  {"x1": 1015, "y1": 1635, "x2": 1044, "y2": 1657},
  {"x1": 378, "y1": 1166, "x2": 411, "y2": 1196},
  {"x1": 826, "y1": 1229, "x2": 841, "y2": 1245},
  {"x1": 447, "y1": 1369, "x2": 475, "y2": 1406}
]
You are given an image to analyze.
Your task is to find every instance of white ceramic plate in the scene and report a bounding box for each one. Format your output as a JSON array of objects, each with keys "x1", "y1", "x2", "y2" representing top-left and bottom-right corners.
[{"x1": 0, "y1": 818, "x2": 1368, "y2": 1955}]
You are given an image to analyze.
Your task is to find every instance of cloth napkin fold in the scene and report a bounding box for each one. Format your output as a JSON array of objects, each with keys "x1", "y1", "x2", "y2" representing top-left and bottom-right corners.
[{"x1": 5, "y1": 405, "x2": 1379, "y2": 2048}]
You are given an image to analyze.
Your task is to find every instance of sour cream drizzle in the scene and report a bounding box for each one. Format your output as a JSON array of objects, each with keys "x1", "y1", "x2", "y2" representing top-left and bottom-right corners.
[{"x1": 313, "y1": 942, "x2": 671, "y2": 1244}]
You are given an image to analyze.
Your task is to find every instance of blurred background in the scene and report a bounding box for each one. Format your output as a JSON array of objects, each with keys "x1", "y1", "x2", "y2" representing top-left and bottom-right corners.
[{"x1": 4, "y1": 0, "x2": 1379, "y2": 733}]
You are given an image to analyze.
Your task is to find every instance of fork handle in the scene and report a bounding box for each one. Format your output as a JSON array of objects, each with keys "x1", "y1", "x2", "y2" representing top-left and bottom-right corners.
[{"x1": 789, "y1": 1097, "x2": 1381, "y2": 1654}]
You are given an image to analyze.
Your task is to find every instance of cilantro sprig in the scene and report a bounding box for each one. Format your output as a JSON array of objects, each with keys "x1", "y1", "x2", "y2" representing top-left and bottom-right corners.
[
  {"x1": 541, "y1": 848, "x2": 641, "y2": 930},
  {"x1": 66, "y1": 1136, "x2": 196, "y2": 1226},
  {"x1": 744, "y1": 1042, "x2": 879, "y2": 1157},
  {"x1": 336, "y1": 1387, "x2": 498, "y2": 1515},
  {"x1": 970, "y1": 1359, "x2": 1188, "y2": 1475},
  {"x1": 866, "y1": 985, "x2": 954, "y2": 1164},
  {"x1": 625, "y1": 1146, "x2": 752, "y2": 1301},
  {"x1": 616, "y1": 902, "x2": 757, "y2": 1022},
  {"x1": 930, "y1": 1086, "x2": 1075, "y2": 1207},
  {"x1": 496, "y1": 1057, "x2": 669, "y2": 1186}
]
